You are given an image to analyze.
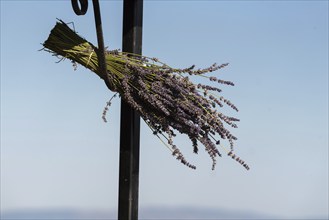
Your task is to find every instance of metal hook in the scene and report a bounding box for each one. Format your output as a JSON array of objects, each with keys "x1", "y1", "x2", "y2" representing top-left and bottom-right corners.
[
  {"x1": 71, "y1": 0, "x2": 88, "y2": 15},
  {"x1": 71, "y1": 0, "x2": 116, "y2": 91}
]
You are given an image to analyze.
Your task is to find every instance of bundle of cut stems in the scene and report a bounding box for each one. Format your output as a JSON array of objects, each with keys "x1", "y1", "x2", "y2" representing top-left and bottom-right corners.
[{"x1": 43, "y1": 20, "x2": 249, "y2": 170}]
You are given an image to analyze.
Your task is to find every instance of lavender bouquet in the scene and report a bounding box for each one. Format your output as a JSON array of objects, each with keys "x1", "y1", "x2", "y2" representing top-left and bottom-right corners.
[{"x1": 42, "y1": 20, "x2": 249, "y2": 170}]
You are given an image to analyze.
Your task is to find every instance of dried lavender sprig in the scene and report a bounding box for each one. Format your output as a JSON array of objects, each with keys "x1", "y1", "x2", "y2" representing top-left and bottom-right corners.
[
  {"x1": 145, "y1": 118, "x2": 196, "y2": 169},
  {"x1": 102, "y1": 93, "x2": 118, "y2": 123}
]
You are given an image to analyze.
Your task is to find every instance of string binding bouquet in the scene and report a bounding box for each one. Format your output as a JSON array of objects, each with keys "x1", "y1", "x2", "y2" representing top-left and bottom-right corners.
[{"x1": 42, "y1": 20, "x2": 249, "y2": 170}]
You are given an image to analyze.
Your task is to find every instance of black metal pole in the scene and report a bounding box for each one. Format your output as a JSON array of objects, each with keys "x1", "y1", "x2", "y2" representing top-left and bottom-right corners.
[{"x1": 118, "y1": 1, "x2": 143, "y2": 220}]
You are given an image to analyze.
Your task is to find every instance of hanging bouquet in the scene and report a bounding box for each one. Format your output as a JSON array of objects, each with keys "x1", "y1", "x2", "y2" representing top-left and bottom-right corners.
[{"x1": 42, "y1": 20, "x2": 249, "y2": 170}]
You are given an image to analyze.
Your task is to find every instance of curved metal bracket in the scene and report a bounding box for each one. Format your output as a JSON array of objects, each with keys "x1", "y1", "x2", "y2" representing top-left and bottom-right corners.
[
  {"x1": 71, "y1": 0, "x2": 116, "y2": 91},
  {"x1": 71, "y1": 0, "x2": 88, "y2": 15}
]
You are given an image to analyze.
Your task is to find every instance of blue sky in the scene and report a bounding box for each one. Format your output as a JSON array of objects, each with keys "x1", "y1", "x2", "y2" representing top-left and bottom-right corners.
[{"x1": 1, "y1": 0, "x2": 328, "y2": 219}]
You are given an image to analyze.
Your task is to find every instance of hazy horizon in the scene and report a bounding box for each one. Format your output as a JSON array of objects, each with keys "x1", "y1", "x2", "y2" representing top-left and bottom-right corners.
[{"x1": 0, "y1": 205, "x2": 283, "y2": 219}]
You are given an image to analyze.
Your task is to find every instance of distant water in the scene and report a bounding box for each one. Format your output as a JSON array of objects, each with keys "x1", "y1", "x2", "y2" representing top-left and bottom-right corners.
[{"x1": 1, "y1": 206, "x2": 326, "y2": 219}]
